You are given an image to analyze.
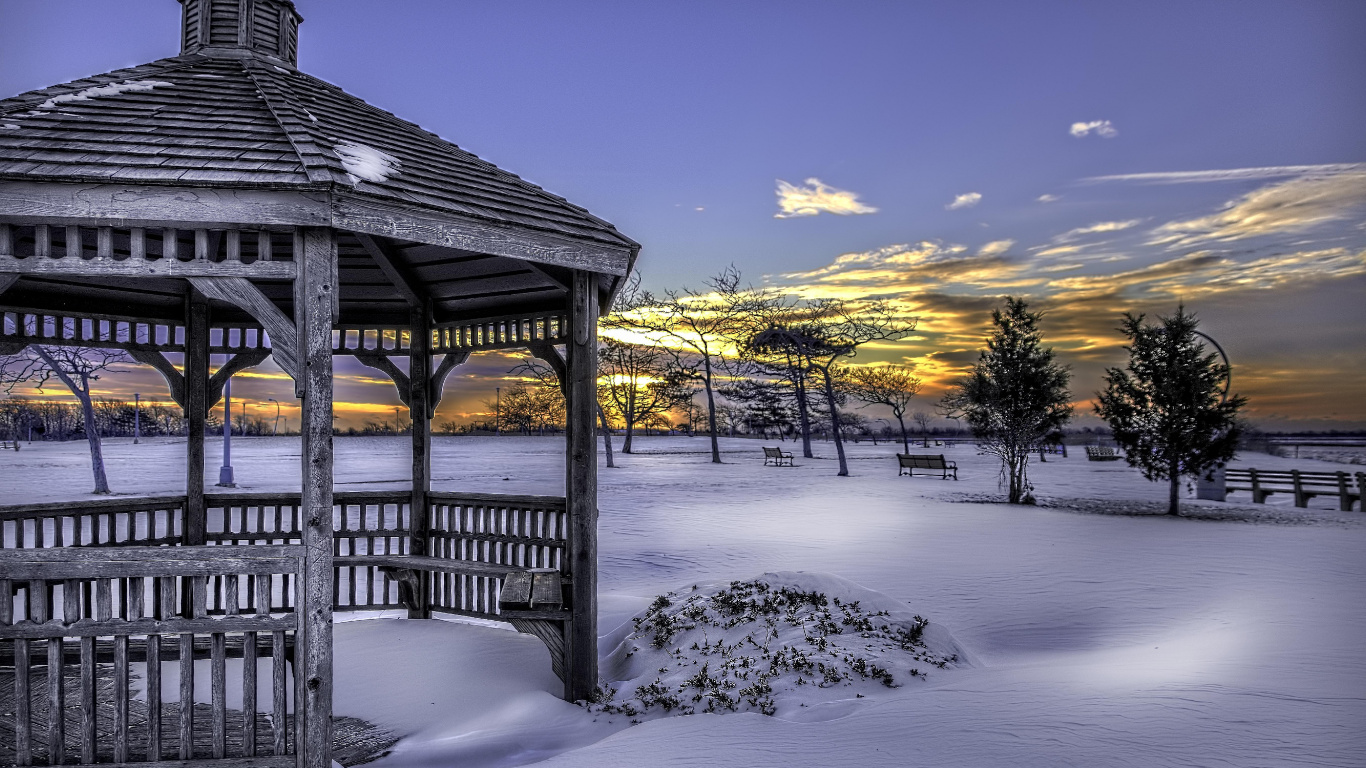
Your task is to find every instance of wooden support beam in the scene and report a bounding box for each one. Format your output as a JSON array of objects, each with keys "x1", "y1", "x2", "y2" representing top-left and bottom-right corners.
[
  {"x1": 125, "y1": 347, "x2": 271, "y2": 416},
  {"x1": 0, "y1": 273, "x2": 18, "y2": 297},
  {"x1": 352, "y1": 351, "x2": 410, "y2": 409},
  {"x1": 188, "y1": 277, "x2": 300, "y2": 383},
  {"x1": 0, "y1": 181, "x2": 331, "y2": 228},
  {"x1": 184, "y1": 293, "x2": 209, "y2": 546},
  {"x1": 127, "y1": 349, "x2": 188, "y2": 411},
  {"x1": 356, "y1": 233, "x2": 424, "y2": 309},
  {"x1": 564, "y1": 269, "x2": 598, "y2": 702},
  {"x1": 0, "y1": 254, "x2": 296, "y2": 279},
  {"x1": 528, "y1": 342, "x2": 568, "y2": 398},
  {"x1": 429, "y1": 350, "x2": 470, "y2": 419},
  {"x1": 334, "y1": 195, "x2": 633, "y2": 277},
  {"x1": 208, "y1": 348, "x2": 272, "y2": 414},
  {"x1": 296, "y1": 228, "x2": 335, "y2": 768},
  {"x1": 408, "y1": 306, "x2": 432, "y2": 619}
]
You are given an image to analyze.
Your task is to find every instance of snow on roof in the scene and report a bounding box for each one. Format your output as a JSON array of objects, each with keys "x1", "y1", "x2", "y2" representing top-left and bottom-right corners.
[
  {"x1": 332, "y1": 140, "x2": 401, "y2": 185},
  {"x1": 1, "y1": 124, "x2": 19, "y2": 131},
  {"x1": 36, "y1": 80, "x2": 174, "y2": 111}
]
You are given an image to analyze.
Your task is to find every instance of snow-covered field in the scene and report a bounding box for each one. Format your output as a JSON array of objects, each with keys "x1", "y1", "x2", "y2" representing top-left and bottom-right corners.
[{"x1": 2, "y1": 435, "x2": 1364, "y2": 767}]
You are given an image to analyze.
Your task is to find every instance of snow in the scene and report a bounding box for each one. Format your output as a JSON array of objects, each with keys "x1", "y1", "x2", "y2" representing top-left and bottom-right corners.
[
  {"x1": 1, "y1": 124, "x2": 18, "y2": 130},
  {"x1": 332, "y1": 141, "x2": 401, "y2": 185},
  {"x1": 35, "y1": 79, "x2": 174, "y2": 111},
  {"x1": 2, "y1": 435, "x2": 1363, "y2": 767}
]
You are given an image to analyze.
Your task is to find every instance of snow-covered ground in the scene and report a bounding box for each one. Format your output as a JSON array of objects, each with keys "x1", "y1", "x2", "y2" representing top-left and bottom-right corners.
[{"x1": 2, "y1": 435, "x2": 1364, "y2": 767}]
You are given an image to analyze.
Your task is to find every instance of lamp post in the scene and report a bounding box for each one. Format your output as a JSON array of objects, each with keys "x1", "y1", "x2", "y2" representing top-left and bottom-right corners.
[
  {"x1": 268, "y1": 398, "x2": 280, "y2": 436},
  {"x1": 133, "y1": 392, "x2": 140, "y2": 444},
  {"x1": 495, "y1": 386, "x2": 501, "y2": 436},
  {"x1": 217, "y1": 367, "x2": 235, "y2": 487}
]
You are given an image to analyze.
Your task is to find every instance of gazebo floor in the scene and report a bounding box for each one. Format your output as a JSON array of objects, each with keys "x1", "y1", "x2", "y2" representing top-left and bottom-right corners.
[{"x1": 0, "y1": 666, "x2": 398, "y2": 766}]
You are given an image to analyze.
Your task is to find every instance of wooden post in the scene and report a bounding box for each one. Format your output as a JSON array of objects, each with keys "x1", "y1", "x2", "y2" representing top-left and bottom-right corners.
[
  {"x1": 565, "y1": 269, "x2": 598, "y2": 702},
  {"x1": 185, "y1": 291, "x2": 209, "y2": 546},
  {"x1": 297, "y1": 228, "x2": 335, "y2": 768},
  {"x1": 407, "y1": 304, "x2": 432, "y2": 618}
]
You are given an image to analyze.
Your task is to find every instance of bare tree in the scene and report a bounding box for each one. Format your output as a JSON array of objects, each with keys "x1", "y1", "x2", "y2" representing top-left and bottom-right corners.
[
  {"x1": 912, "y1": 411, "x2": 933, "y2": 448},
  {"x1": 512, "y1": 354, "x2": 618, "y2": 468},
  {"x1": 1, "y1": 346, "x2": 131, "y2": 493},
  {"x1": 622, "y1": 266, "x2": 772, "y2": 463},
  {"x1": 752, "y1": 300, "x2": 916, "y2": 476},
  {"x1": 598, "y1": 338, "x2": 689, "y2": 453},
  {"x1": 846, "y1": 364, "x2": 922, "y2": 452}
]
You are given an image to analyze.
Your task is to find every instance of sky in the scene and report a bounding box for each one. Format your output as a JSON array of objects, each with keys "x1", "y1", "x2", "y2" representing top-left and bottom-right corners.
[{"x1": 1, "y1": 0, "x2": 1364, "y2": 431}]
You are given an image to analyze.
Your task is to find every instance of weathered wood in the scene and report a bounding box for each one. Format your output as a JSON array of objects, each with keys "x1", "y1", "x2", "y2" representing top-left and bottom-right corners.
[
  {"x1": 188, "y1": 276, "x2": 301, "y2": 381},
  {"x1": 208, "y1": 348, "x2": 273, "y2": 415},
  {"x1": 0, "y1": 182, "x2": 331, "y2": 228},
  {"x1": 357, "y1": 233, "x2": 424, "y2": 308},
  {"x1": 352, "y1": 350, "x2": 410, "y2": 409},
  {"x1": 334, "y1": 196, "x2": 632, "y2": 277},
  {"x1": 0, "y1": 272, "x2": 18, "y2": 296},
  {"x1": 0, "y1": 252, "x2": 296, "y2": 278},
  {"x1": 429, "y1": 349, "x2": 470, "y2": 417},
  {"x1": 409, "y1": 305, "x2": 432, "y2": 618},
  {"x1": 297, "y1": 227, "x2": 335, "y2": 768},
  {"x1": 565, "y1": 269, "x2": 598, "y2": 702},
  {"x1": 528, "y1": 342, "x2": 568, "y2": 397},
  {"x1": 129, "y1": 348, "x2": 190, "y2": 410},
  {"x1": 186, "y1": 293, "x2": 209, "y2": 546}
]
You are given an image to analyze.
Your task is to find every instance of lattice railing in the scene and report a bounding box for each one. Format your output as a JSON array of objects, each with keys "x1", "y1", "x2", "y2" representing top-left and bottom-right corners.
[
  {"x1": 426, "y1": 493, "x2": 568, "y2": 619},
  {"x1": 0, "y1": 223, "x2": 297, "y2": 279},
  {"x1": 0, "y1": 545, "x2": 302, "y2": 767},
  {"x1": 0, "y1": 497, "x2": 184, "y2": 551},
  {"x1": 433, "y1": 313, "x2": 566, "y2": 353}
]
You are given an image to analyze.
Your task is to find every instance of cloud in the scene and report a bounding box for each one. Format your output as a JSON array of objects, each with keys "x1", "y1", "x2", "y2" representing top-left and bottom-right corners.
[
  {"x1": 978, "y1": 239, "x2": 1015, "y2": 257},
  {"x1": 1087, "y1": 163, "x2": 1366, "y2": 185},
  {"x1": 1056, "y1": 219, "x2": 1143, "y2": 242},
  {"x1": 1070, "y1": 120, "x2": 1118, "y2": 138},
  {"x1": 1037, "y1": 193, "x2": 1060, "y2": 203},
  {"x1": 774, "y1": 178, "x2": 878, "y2": 218},
  {"x1": 946, "y1": 192, "x2": 982, "y2": 210},
  {"x1": 1149, "y1": 172, "x2": 1366, "y2": 248}
]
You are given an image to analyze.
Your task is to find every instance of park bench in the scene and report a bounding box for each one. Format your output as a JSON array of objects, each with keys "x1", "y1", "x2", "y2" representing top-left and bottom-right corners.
[
  {"x1": 897, "y1": 453, "x2": 958, "y2": 480},
  {"x1": 763, "y1": 446, "x2": 795, "y2": 466},
  {"x1": 0, "y1": 440, "x2": 17, "y2": 450},
  {"x1": 1225, "y1": 468, "x2": 1363, "y2": 511},
  {"x1": 1085, "y1": 446, "x2": 1122, "y2": 461}
]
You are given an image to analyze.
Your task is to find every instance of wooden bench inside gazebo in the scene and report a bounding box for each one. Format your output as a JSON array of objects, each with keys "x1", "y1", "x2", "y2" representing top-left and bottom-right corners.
[{"x1": 0, "y1": 2, "x2": 639, "y2": 766}]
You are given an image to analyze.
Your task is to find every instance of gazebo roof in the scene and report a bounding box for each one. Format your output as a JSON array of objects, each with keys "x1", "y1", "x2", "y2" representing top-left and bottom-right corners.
[
  {"x1": 0, "y1": 0, "x2": 637, "y2": 326},
  {"x1": 0, "y1": 54, "x2": 635, "y2": 254}
]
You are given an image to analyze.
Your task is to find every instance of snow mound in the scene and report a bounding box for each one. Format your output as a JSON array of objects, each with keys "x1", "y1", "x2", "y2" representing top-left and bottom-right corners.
[
  {"x1": 333, "y1": 141, "x2": 401, "y2": 185},
  {"x1": 593, "y1": 572, "x2": 968, "y2": 723}
]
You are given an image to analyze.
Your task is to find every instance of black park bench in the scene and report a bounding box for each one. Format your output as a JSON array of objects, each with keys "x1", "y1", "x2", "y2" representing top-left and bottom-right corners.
[
  {"x1": 897, "y1": 453, "x2": 958, "y2": 480},
  {"x1": 0, "y1": 440, "x2": 17, "y2": 451},
  {"x1": 1225, "y1": 468, "x2": 1363, "y2": 511},
  {"x1": 763, "y1": 446, "x2": 795, "y2": 466},
  {"x1": 1085, "y1": 446, "x2": 1122, "y2": 462}
]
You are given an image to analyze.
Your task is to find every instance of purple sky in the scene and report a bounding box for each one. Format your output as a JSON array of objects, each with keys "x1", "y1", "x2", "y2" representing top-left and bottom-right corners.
[{"x1": 2, "y1": 0, "x2": 1364, "y2": 429}]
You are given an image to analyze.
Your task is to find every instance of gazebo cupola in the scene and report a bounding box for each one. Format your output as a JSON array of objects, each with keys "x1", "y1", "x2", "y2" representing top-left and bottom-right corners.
[
  {"x1": 0, "y1": 1, "x2": 636, "y2": 765},
  {"x1": 179, "y1": 0, "x2": 304, "y2": 66}
]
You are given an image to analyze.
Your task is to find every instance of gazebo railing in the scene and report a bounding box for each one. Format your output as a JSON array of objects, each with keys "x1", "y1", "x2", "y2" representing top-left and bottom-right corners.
[
  {"x1": 0, "y1": 492, "x2": 572, "y2": 622},
  {"x1": 0, "y1": 545, "x2": 303, "y2": 767}
]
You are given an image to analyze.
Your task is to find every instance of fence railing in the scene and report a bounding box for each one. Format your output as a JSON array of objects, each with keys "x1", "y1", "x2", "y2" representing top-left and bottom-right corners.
[
  {"x1": 0, "y1": 545, "x2": 303, "y2": 767},
  {"x1": 0, "y1": 491, "x2": 572, "y2": 621}
]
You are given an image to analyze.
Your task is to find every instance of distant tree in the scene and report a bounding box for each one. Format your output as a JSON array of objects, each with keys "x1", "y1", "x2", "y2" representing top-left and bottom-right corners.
[
  {"x1": 1095, "y1": 307, "x2": 1246, "y2": 516},
  {"x1": 624, "y1": 266, "x2": 774, "y2": 463},
  {"x1": 912, "y1": 411, "x2": 933, "y2": 448},
  {"x1": 752, "y1": 300, "x2": 915, "y2": 476},
  {"x1": 942, "y1": 298, "x2": 1072, "y2": 504},
  {"x1": 598, "y1": 338, "x2": 690, "y2": 453},
  {"x1": 1, "y1": 345, "x2": 131, "y2": 493},
  {"x1": 720, "y1": 378, "x2": 795, "y2": 441},
  {"x1": 846, "y1": 364, "x2": 921, "y2": 452}
]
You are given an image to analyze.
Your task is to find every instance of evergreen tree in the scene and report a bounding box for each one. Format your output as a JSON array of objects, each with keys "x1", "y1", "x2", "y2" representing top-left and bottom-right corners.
[
  {"x1": 942, "y1": 297, "x2": 1072, "y2": 503},
  {"x1": 1095, "y1": 307, "x2": 1246, "y2": 515}
]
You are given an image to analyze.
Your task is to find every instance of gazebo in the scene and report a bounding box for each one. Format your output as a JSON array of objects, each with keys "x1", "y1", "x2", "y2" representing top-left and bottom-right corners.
[{"x1": 0, "y1": 1, "x2": 638, "y2": 766}]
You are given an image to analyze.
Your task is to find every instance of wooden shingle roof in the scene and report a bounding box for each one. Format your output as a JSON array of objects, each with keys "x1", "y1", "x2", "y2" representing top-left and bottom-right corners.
[{"x1": 0, "y1": 54, "x2": 637, "y2": 254}]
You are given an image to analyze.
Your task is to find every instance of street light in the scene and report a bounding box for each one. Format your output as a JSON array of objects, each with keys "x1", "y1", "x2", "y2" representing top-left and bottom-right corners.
[
  {"x1": 268, "y1": 398, "x2": 280, "y2": 436},
  {"x1": 495, "y1": 386, "x2": 501, "y2": 436},
  {"x1": 133, "y1": 392, "x2": 140, "y2": 444},
  {"x1": 217, "y1": 361, "x2": 235, "y2": 487}
]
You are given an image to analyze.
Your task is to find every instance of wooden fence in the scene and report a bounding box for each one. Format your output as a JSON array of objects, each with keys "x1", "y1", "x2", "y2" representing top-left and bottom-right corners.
[{"x1": 0, "y1": 545, "x2": 303, "y2": 767}]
